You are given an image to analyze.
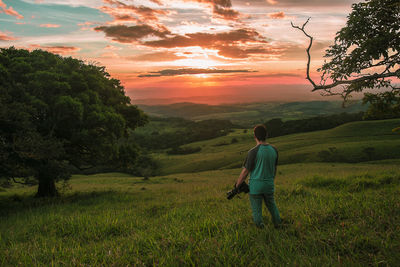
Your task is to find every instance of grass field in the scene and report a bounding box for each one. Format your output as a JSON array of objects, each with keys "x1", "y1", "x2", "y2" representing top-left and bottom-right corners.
[
  {"x1": 1, "y1": 162, "x2": 399, "y2": 266},
  {"x1": 156, "y1": 119, "x2": 400, "y2": 175},
  {"x1": 1, "y1": 119, "x2": 399, "y2": 266}
]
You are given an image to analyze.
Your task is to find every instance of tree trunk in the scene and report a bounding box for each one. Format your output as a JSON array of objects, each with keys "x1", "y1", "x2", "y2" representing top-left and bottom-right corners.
[{"x1": 35, "y1": 177, "x2": 58, "y2": 197}]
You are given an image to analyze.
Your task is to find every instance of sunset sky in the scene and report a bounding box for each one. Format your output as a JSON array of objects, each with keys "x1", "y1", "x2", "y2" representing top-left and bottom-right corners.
[{"x1": 0, "y1": 0, "x2": 359, "y2": 104}]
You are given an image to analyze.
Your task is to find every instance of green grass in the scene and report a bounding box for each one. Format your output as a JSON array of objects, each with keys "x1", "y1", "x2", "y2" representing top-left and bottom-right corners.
[
  {"x1": 1, "y1": 118, "x2": 400, "y2": 265},
  {"x1": 1, "y1": 162, "x2": 400, "y2": 266},
  {"x1": 156, "y1": 119, "x2": 400, "y2": 175}
]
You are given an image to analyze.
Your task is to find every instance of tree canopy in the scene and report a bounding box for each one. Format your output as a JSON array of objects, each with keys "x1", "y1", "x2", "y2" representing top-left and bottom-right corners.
[
  {"x1": 0, "y1": 47, "x2": 147, "y2": 196},
  {"x1": 292, "y1": 0, "x2": 399, "y2": 118}
]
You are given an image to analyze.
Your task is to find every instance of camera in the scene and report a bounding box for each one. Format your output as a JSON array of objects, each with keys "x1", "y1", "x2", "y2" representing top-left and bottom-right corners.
[{"x1": 226, "y1": 182, "x2": 249, "y2": 200}]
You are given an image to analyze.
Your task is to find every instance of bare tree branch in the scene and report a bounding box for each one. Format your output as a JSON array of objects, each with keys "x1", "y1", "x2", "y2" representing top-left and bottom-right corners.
[
  {"x1": 290, "y1": 18, "x2": 318, "y2": 88},
  {"x1": 290, "y1": 19, "x2": 400, "y2": 93}
]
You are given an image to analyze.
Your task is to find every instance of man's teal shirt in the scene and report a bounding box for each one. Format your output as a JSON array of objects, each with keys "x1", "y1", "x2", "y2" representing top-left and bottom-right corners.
[{"x1": 243, "y1": 144, "x2": 278, "y2": 194}]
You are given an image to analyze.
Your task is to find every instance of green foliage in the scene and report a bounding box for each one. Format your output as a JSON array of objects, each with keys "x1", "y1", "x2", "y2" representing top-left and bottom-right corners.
[
  {"x1": 132, "y1": 117, "x2": 234, "y2": 150},
  {"x1": 265, "y1": 112, "x2": 364, "y2": 138},
  {"x1": 139, "y1": 101, "x2": 367, "y2": 127},
  {"x1": 0, "y1": 47, "x2": 147, "y2": 196},
  {"x1": 363, "y1": 91, "x2": 400, "y2": 119},
  {"x1": 318, "y1": 0, "x2": 400, "y2": 116},
  {"x1": 320, "y1": 0, "x2": 399, "y2": 84},
  {"x1": 0, "y1": 162, "x2": 399, "y2": 265},
  {"x1": 167, "y1": 146, "x2": 201, "y2": 155}
]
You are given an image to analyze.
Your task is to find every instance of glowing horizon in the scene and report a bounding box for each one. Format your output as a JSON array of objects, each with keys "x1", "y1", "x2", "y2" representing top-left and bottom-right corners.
[{"x1": 0, "y1": 0, "x2": 360, "y2": 104}]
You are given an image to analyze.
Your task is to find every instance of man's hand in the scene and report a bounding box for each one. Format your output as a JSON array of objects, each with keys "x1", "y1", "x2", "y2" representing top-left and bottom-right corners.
[{"x1": 236, "y1": 168, "x2": 249, "y2": 188}]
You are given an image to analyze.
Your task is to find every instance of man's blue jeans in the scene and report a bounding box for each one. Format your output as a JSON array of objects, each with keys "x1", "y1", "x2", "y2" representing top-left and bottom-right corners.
[{"x1": 249, "y1": 193, "x2": 281, "y2": 227}]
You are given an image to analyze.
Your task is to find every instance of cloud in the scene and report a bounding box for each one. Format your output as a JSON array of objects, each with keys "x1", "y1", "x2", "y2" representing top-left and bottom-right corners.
[
  {"x1": 95, "y1": 24, "x2": 268, "y2": 60},
  {"x1": 149, "y1": 0, "x2": 163, "y2": 5},
  {"x1": 40, "y1": 24, "x2": 61, "y2": 28},
  {"x1": 143, "y1": 28, "x2": 266, "y2": 48},
  {"x1": 138, "y1": 68, "x2": 255, "y2": 77},
  {"x1": 94, "y1": 24, "x2": 171, "y2": 43},
  {"x1": 184, "y1": 0, "x2": 241, "y2": 21},
  {"x1": 141, "y1": 28, "x2": 271, "y2": 59},
  {"x1": 29, "y1": 44, "x2": 81, "y2": 55},
  {"x1": 188, "y1": 0, "x2": 232, "y2": 8},
  {"x1": 0, "y1": 0, "x2": 24, "y2": 19},
  {"x1": 118, "y1": 5, "x2": 168, "y2": 21},
  {"x1": 104, "y1": 45, "x2": 121, "y2": 50},
  {"x1": 77, "y1": 21, "x2": 94, "y2": 26},
  {"x1": 0, "y1": 31, "x2": 17, "y2": 41},
  {"x1": 268, "y1": 11, "x2": 285, "y2": 19},
  {"x1": 101, "y1": 0, "x2": 168, "y2": 22},
  {"x1": 111, "y1": 14, "x2": 140, "y2": 23},
  {"x1": 264, "y1": 0, "x2": 355, "y2": 7},
  {"x1": 243, "y1": 72, "x2": 303, "y2": 78},
  {"x1": 127, "y1": 51, "x2": 186, "y2": 62},
  {"x1": 232, "y1": 0, "x2": 356, "y2": 8},
  {"x1": 213, "y1": 5, "x2": 240, "y2": 20},
  {"x1": 217, "y1": 46, "x2": 281, "y2": 59}
]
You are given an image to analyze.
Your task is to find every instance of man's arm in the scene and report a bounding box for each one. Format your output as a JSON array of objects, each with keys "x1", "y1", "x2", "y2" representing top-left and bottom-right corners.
[
  {"x1": 272, "y1": 145, "x2": 279, "y2": 178},
  {"x1": 235, "y1": 168, "x2": 249, "y2": 188}
]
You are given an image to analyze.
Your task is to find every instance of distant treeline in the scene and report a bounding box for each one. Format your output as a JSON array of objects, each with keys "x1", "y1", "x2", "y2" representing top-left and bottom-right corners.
[
  {"x1": 265, "y1": 112, "x2": 364, "y2": 137},
  {"x1": 131, "y1": 117, "x2": 235, "y2": 150}
]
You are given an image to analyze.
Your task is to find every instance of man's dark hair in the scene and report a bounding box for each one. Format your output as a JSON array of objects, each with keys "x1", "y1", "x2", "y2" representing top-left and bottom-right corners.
[{"x1": 254, "y1": 124, "x2": 267, "y2": 141}]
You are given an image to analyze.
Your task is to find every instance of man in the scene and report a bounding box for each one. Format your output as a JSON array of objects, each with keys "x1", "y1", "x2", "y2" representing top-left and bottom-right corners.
[{"x1": 236, "y1": 124, "x2": 281, "y2": 228}]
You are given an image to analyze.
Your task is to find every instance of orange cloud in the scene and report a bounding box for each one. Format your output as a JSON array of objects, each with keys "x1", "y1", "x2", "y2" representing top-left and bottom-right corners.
[
  {"x1": 111, "y1": 14, "x2": 140, "y2": 23},
  {"x1": 29, "y1": 44, "x2": 81, "y2": 55},
  {"x1": 217, "y1": 46, "x2": 281, "y2": 59},
  {"x1": 77, "y1": 21, "x2": 94, "y2": 26},
  {"x1": 105, "y1": 45, "x2": 121, "y2": 50},
  {"x1": 0, "y1": 0, "x2": 24, "y2": 19},
  {"x1": 40, "y1": 24, "x2": 61, "y2": 28},
  {"x1": 139, "y1": 68, "x2": 255, "y2": 77},
  {"x1": 119, "y1": 5, "x2": 168, "y2": 21},
  {"x1": 149, "y1": 0, "x2": 163, "y2": 5},
  {"x1": 213, "y1": 5, "x2": 240, "y2": 20},
  {"x1": 193, "y1": 0, "x2": 232, "y2": 8},
  {"x1": 94, "y1": 24, "x2": 171, "y2": 43},
  {"x1": 128, "y1": 51, "x2": 186, "y2": 62},
  {"x1": 266, "y1": 0, "x2": 278, "y2": 4},
  {"x1": 141, "y1": 28, "x2": 271, "y2": 59},
  {"x1": 144, "y1": 28, "x2": 266, "y2": 48},
  {"x1": 101, "y1": 0, "x2": 168, "y2": 22},
  {"x1": 268, "y1": 11, "x2": 285, "y2": 19},
  {"x1": 186, "y1": 0, "x2": 241, "y2": 21},
  {"x1": 0, "y1": 31, "x2": 17, "y2": 41}
]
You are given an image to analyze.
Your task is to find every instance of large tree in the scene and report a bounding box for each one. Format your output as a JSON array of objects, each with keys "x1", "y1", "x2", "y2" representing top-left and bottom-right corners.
[
  {"x1": 292, "y1": 0, "x2": 399, "y2": 119},
  {"x1": 0, "y1": 47, "x2": 147, "y2": 197}
]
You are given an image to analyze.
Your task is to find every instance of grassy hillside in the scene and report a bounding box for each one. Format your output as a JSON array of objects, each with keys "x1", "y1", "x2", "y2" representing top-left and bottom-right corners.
[
  {"x1": 1, "y1": 162, "x2": 399, "y2": 266},
  {"x1": 1, "y1": 119, "x2": 399, "y2": 265},
  {"x1": 155, "y1": 119, "x2": 400, "y2": 175},
  {"x1": 138, "y1": 101, "x2": 366, "y2": 126}
]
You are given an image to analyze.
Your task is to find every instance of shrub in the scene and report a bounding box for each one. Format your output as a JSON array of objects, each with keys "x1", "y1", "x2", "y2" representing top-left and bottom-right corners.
[{"x1": 167, "y1": 146, "x2": 201, "y2": 155}]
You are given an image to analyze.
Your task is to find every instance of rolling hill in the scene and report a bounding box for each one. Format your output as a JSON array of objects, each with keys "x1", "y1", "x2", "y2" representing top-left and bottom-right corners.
[
  {"x1": 138, "y1": 101, "x2": 366, "y2": 127},
  {"x1": 1, "y1": 119, "x2": 399, "y2": 266},
  {"x1": 154, "y1": 119, "x2": 400, "y2": 175}
]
